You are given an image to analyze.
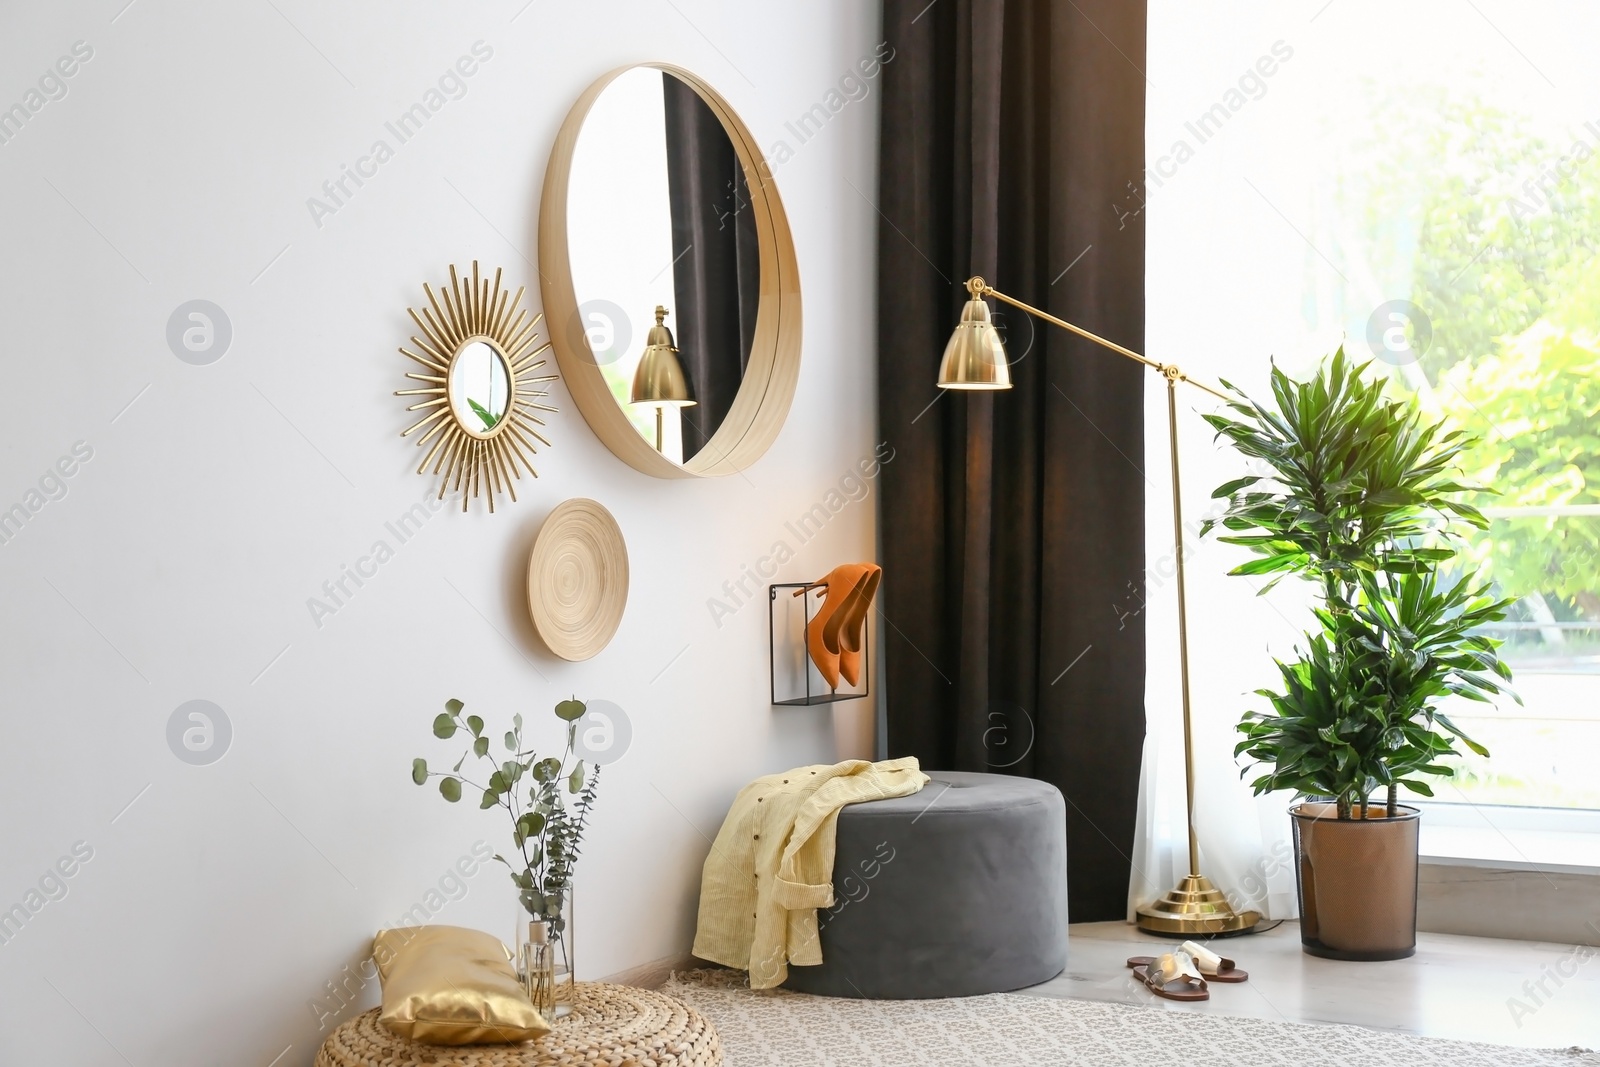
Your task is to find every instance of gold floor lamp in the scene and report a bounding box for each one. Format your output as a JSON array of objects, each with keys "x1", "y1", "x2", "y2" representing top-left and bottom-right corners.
[{"x1": 938, "y1": 275, "x2": 1259, "y2": 937}]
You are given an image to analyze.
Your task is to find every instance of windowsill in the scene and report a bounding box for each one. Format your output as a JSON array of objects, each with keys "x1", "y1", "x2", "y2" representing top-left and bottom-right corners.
[{"x1": 1416, "y1": 802, "x2": 1600, "y2": 876}]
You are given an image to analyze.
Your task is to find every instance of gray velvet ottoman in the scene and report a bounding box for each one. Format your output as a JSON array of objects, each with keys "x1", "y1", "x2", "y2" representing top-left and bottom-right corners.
[{"x1": 784, "y1": 770, "x2": 1068, "y2": 999}]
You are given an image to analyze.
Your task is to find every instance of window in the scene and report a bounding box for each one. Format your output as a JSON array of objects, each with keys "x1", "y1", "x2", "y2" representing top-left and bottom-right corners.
[{"x1": 1147, "y1": 0, "x2": 1600, "y2": 814}]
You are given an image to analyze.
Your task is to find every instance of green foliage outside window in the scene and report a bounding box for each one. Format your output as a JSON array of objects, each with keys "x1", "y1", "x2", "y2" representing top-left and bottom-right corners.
[
  {"x1": 1354, "y1": 89, "x2": 1600, "y2": 623},
  {"x1": 1436, "y1": 316, "x2": 1600, "y2": 616}
]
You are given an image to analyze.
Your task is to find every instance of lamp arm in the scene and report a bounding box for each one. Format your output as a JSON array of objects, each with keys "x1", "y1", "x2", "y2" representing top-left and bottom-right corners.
[{"x1": 969, "y1": 277, "x2": 1232, "y2": 404}]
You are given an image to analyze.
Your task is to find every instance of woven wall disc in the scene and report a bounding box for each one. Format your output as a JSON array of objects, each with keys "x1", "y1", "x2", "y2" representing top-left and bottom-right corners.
[{"x1": 527, "y1": 498, "x2": 629, "y2": 661}]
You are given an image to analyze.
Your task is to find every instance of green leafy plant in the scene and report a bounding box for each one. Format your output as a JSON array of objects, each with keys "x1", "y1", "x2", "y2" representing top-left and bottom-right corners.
[
  {"x1": 413, "y1": 697, "x2": 599, "y2": 935},
  {"x1": 1204, "y1": 349, "x2": 1517, "y2": 818}
]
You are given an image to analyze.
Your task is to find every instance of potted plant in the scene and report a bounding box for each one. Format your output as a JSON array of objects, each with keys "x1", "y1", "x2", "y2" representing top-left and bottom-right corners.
[
  {"x1": 1203, "y1": 349, "x2": 1516, "y2": 960},
  {"x1": 413, "y1": 696, "x2": 600, "y2": 1014}
]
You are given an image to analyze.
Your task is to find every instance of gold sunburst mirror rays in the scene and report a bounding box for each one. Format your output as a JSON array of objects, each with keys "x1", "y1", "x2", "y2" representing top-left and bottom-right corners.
[{"x1": 397, "y1": 262, "x2": 559, "y2": 512}]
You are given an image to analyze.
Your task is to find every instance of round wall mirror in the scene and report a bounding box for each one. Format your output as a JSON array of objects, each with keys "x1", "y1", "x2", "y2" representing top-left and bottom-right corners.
[
  {"x1": 448, "y1": 339, "x2": 513, "y2": 438},
  {"x1": 541, "y1": 64, "x2": 801, "y2": 478}
]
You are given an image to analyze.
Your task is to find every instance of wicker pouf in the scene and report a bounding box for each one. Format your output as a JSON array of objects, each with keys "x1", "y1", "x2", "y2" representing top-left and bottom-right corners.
[{"x1": 315, "y1": 982, "x2": 721, "y2": 1067}]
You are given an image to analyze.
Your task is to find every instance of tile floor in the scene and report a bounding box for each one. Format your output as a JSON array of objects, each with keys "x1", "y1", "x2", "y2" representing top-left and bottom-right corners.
[{"x1": 1021, "y1": 920, "x2": 1600, "y2": 1051}]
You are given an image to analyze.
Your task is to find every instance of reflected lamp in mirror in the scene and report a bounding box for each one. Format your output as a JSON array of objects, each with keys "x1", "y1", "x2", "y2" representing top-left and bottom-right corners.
[
  {"x1": 630, "y1": 305, "x2": 696, "y2": 453},
  {"x1": 396, "y1": 262, "x2": 559, "y2": 512}
]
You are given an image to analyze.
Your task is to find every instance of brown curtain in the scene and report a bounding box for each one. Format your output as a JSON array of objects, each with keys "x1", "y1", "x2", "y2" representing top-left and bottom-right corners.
[{"x1": 877, "y1": 0, "x2": 1148, "y2": 921}]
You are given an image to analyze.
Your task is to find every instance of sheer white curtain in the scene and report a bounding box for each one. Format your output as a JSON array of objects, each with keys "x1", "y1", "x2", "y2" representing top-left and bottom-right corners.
[
  {"x1": 1132, "y1": 0, "x2": 1600, "y2": 919},
  {"x1": 1132, "y1": 0, "x2": 1381, "y2": 922},
  {"x1": 1132, "y1": 0, "x2": 1382, "y2": 921}
]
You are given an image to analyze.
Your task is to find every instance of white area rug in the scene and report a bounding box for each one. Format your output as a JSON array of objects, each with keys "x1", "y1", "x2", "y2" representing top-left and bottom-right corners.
[{"x1": 665, "y1": 972, "x2": 1600, "y2": 1067}]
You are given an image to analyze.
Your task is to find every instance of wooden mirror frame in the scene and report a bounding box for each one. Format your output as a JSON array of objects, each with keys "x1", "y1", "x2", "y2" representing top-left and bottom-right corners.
[{"x1": 539, "y1": 64, "x2": 802, "y2": 479}]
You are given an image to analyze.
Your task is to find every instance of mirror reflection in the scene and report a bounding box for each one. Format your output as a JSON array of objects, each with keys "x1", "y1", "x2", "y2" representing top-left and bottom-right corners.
[
  {"x1": 567, "y1": 67, "x2": 759, "y2": 465},
  {"x1": 448, "y1": 340, "x2": 512, "y2": 438}
]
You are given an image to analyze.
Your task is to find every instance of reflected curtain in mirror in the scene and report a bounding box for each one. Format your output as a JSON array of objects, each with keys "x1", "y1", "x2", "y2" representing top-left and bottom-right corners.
[{"x1": 663, "y1": 73, "x2": 759, "y2": 461}]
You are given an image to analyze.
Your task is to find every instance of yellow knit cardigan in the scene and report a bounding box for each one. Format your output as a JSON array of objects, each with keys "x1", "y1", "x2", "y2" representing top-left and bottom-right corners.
[{"x1": 692, "y1": 757, "x2": 928, "y2": 989}]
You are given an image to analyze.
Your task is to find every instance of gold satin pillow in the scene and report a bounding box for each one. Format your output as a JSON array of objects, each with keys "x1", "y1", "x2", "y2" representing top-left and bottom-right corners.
[{"x1": 373, "y1": 925, "x2": 549, "y2": 1045}]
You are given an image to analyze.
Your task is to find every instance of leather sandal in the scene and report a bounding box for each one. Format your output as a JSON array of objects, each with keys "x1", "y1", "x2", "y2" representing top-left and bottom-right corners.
[
  {"x1": 1181, "y1": 940, "x2": 1248, "y2": 982},
  {"x1": 1126, "y1": 941, "x2": 1247, "y2": 983},
  {"x1": 1130, "y1": 950, "x2": 1210, "y2": 1001}
]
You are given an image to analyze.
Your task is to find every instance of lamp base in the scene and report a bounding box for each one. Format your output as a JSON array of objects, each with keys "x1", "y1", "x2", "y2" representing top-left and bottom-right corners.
[{"x1": 1135, "y1": 875, "x2": 1261, "y2": 937}]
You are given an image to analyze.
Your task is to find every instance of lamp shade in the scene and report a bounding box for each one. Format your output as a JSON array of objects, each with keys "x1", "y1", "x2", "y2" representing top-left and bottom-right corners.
[
  {"x1": 631, "y1": 306, "x2": 697, "y2": 407},
  {"x1": 937, "y1": 296, "x2": 1011, "y2": 390}
]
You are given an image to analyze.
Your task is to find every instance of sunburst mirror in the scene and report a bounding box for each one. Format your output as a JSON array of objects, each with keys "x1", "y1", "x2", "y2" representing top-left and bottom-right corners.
[{"x1": 396, "y1": 262, "x2": 559, "y2": 512}]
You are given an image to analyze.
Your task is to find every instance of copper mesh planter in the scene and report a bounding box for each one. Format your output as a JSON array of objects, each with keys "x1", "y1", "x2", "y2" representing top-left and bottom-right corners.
[{"x1": 1290, "y1": 801, "x2": 1421, "y2": 961}]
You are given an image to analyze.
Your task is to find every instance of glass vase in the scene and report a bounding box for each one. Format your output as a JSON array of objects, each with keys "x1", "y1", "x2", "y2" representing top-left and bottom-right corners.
[{"x1": 517, "y1": 889, "x2": 574, "y2": 1019}]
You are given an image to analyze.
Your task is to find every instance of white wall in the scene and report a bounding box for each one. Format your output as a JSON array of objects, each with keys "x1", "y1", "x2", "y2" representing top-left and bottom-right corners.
[{"x1": 0, "y1": 2, "x2": 884, "y2": 1063}]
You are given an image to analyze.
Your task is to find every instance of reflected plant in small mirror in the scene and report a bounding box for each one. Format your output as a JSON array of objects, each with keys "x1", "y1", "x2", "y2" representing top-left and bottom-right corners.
[
  {"x1": 452, "y1": 340, "x2": 511, "y2": 433},
  {"x1": 396, "y1": 262, "x2": 559, "y2": 512}
]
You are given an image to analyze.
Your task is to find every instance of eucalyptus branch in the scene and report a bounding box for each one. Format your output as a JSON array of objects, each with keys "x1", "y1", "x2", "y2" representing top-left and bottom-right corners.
[{"x1": 413, "y1": 696, "x2": 601, "y2": 929}]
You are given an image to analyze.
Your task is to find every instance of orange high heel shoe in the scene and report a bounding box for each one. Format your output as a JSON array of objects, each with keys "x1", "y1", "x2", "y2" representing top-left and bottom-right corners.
[
  {"x1": 797, "y1": 563, "x2": 870, "y2": 691},
  {"x1": 836, "y1": 565, "x2": 881, "y2": 688}
]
